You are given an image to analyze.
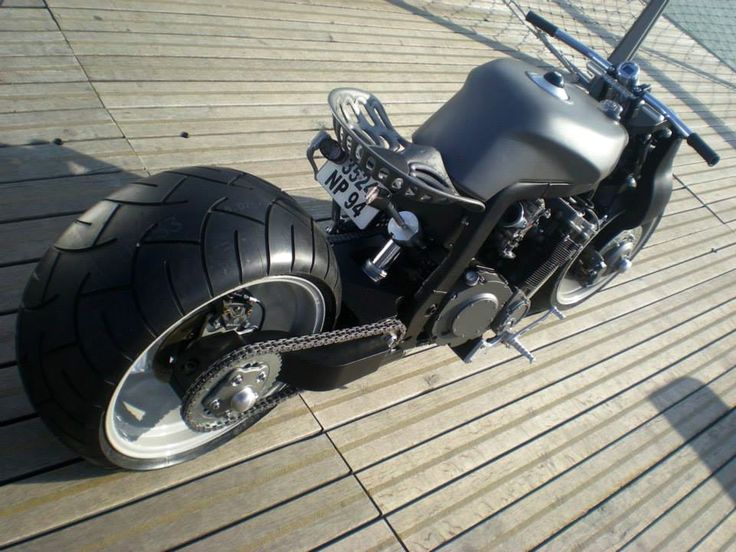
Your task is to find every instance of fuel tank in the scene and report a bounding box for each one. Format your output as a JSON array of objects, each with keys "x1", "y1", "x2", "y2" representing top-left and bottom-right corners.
[{"x1": 413, "y1": 58, "x2": 628, "y2": 201}]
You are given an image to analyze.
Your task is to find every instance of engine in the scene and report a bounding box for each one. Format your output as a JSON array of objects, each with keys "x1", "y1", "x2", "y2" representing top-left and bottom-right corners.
[
  {"x1": 430, "y1": 268, "x2": 513, "y2": 346},
  {"x1": 430, "y1": 197, "x2": 598, "y2": 348}
]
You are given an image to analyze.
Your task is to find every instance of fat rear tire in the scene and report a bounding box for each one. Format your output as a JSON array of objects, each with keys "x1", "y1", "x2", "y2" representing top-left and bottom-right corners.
[{"x1": 16, "y1": 167, "x2": 341, "y2": 469}]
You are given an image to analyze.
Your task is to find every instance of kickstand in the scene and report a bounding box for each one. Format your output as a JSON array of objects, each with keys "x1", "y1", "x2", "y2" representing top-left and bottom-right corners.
[{"x1": 463, "y1": 306, "x2": 565, "y2": 364}]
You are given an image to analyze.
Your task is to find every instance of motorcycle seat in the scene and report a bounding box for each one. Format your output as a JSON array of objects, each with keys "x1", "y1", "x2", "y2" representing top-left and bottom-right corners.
[{"x1": 327, "y1": 88, "x2": 485, "y2": 212}]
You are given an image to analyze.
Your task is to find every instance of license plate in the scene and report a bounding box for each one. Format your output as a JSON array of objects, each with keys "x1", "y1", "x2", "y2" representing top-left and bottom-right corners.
[{"x1": 316, "y1": 160, "x2": 380, "y2": 229}]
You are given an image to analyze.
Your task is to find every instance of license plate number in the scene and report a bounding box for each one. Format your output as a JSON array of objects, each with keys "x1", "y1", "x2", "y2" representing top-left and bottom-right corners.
[{"x1": 316, "y1": 161, "x2": 380, "y2": 229}]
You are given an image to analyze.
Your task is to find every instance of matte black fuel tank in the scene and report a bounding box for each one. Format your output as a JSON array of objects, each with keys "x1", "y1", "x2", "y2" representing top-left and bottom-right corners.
[{"x1": 413, "y1": 58, "x2": 628, "y2": 201}]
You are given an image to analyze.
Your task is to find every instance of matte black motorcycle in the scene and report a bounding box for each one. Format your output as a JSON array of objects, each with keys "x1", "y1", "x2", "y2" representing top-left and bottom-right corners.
[{"x1": 17, "y1": 12, "x2": 719, "y2": 469}]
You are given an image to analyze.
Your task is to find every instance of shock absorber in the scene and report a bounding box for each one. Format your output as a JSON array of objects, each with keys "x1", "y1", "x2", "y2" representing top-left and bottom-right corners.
[{"x1": 521, "y1": 198, "x2": 598, "y2": 297}]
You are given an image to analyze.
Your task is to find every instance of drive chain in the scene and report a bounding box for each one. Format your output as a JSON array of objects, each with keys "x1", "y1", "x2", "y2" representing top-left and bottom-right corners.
[{"x1": 182, "y1": 317, "x2": 406, "y2": 432}]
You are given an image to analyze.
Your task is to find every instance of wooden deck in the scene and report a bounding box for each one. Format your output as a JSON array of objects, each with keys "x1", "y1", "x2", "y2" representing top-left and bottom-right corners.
[{"x1": 1, "y1": 1, "x2": 735, "y2": 550}]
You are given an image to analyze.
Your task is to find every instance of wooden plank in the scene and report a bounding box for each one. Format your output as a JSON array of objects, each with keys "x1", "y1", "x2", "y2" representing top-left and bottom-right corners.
[
  {"x1": 49, "y1": 12, "x2": 506, "y2": 52},
  {"x1": 114, "y1": 111, "x2": 432, "y2": 140},
  {"x1": 0, "y1": 215, "x2": 77, "y2": 266},
  {"x1": 77, "y1": 57, "x2": 478, "y2": 82},
  {"x1": 663, "y1": 187, "x2": 702, "y2": 217},
  {"x1": 0, "y1": 9, "x2": 57, "y2": 32},
  {"x1": 0, "y1": 170, "x2": 146, "y2": 224},
  {"x1": 647, "y1": 206, "x2": 725, "y2": 246},
  {"x1": 622, "y1": 457, "x2": 736, "y2": 551},
  {"x1": 96, "y1": 83, "x2": 456, "y2": 108},
  {"x1": 708, "y1": 196, "x2": 736, "y2": 224},
  {"x1": 129, "y1": 130, "x2": 335, "y2": 172},
  {"x1": 181, "y1": 477, "x2": 378, "y2": 552},
  {"x1": 0, "y1": 397, "x2": 321, "y2": 546},
  {"x1": 392, "y1": 369, "x2": 736, "y2": 550},
  {"x1": 544, "y1": 427, "x2": 736, "y2": 549},
  {"x1": 442, "y1": 384, "x2": 736, "y2": 548},
  {"x1": 618, "y1": 224, "x2": 732, "y2": 282},
  {"x1": 1, "y1": 42, "x2": 73, "y2": 58},
  {"x1": 303, "y1": 222, "x2": 736, "y2": 429},
  {"x1": 19, "y1": 435, "x2": 350, "y2": 551},
  {"x1": 0, "y1": 263, "x2": 33, "y2": 312},
  {"x1": 0, "y1": 140, "x2": 143, "y2": 184},
  {"x1": 0, "y1": 1, "x2": 47, "y2": 6},
  {"x1": 321, "y1": 520, "x2": 404, "y2": 552},
  {"x1": 0, "y1": 83, "x2": 103, "y2": 114},
  {"x1": 0, "y1": 418, "x2": 76, "y2": 483},
  {"x1": 332, "y1": 272, "x2": 736, "y2": 476},
  {"x1": 0, "y1": 108, "x2": 121, "y2": 146},
  {"x1": 51, "y1": 10, "x2": 498, "y2": 51},
  {"x1": 359, "y1": 329, "x2": 736, "y2": 517},
  {"x1": 0, "y1": 56, "x2": 88, "y2": 85},
  {"x1": 0, "y1": 367, "x2": 34, "y2": 423},
  {"x1": 694, "y1": 508, "x2": 736, "y2": 551},
  {"x1": 62, "y1": 33, "x2": 491, "y2": 66},
  {"x1": 0, "y1": 314, "x2": 16, "y2": 365},
  {"x1": 46, "y1": 0, "x2": 507, "y2": 34}
]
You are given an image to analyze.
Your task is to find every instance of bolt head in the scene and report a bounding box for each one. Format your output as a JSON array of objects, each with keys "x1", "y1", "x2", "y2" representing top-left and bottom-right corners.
[
  {"x1": 231, "y1": 374, "x2": 244, "y2": 386},
  {"x1": 256, "y1": 371, "x2": 267, "y2": 383},
  {"x1": 617, "y1": 258, "x2": 633, "y2": 273},
  {"x1": 464, "y1": 270, "x2": 480, "y2": 287},
  {"x1": 209, "y1": 399, "x2": 221, "y2": 410},
  {"x1": 231, "y1": 387, "x2": 258, "y2": 413}
]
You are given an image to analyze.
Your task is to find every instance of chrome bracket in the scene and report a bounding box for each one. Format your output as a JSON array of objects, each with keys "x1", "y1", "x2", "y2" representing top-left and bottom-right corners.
[{"x1": 463, "y1": 306, "x2": 565, "y2": 364}]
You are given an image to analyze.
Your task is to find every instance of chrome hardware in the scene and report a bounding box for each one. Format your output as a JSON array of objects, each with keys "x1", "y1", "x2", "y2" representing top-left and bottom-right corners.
[
  {"x1": 363, "y1": 211, "x2": 420, "y2": 282},
  {"x1": 363, "y1": 240, "x2": 402, "y2": 282},
  {"x1": 463, "y1": 306, "x2": 565, "y2": 364},
  {"x1": 616, "y1": 258, "x2": 633, "y2": 273},
  {"x1": 231, "y1": 387, "x2": 259, "y2": 413},
  {"x1": 599, "y1": 99, "x2": 623, "y2": 121},
  {"x1": 616, "y1": 61, "x2": 640, "y2": 90},
  {"x1": 464, "y1": 270, "x2": 481, "y2": 287},
  {"x1": 527, "y1": 71, "x2": 571, "y2": 103},
  {"x1": 388, "y1": 211, "x2": 420, "y2": 245}
]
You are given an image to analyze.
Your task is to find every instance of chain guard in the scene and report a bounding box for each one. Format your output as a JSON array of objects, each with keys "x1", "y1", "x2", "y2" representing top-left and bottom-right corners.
[{"x1": 181, "y1": 318, "x2": 406, "y2": 432}]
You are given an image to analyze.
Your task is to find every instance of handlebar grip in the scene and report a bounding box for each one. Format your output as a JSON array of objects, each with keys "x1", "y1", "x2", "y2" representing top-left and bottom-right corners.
[
  {"x1": 526, "y1": 11, "x2": 559, "y2": 37},
  {"x1": 687, "y1": 133, "x2": 720, "y2": 167}
]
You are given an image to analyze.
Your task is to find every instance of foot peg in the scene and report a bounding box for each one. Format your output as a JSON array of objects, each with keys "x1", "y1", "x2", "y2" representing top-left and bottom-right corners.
[{"x1": 463, "y1": 307, "x2": 565, "y2": 364}]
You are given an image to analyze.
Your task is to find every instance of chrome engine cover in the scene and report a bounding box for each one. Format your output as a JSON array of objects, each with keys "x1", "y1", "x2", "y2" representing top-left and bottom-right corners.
[{"x1": 431, "y1": 269, "x2": 513, "y2": 346}]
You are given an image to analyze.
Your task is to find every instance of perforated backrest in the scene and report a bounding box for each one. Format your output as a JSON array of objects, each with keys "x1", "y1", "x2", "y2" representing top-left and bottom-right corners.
[{"x1": 327, "y1": 88, "x2": 485, "y2": 212}]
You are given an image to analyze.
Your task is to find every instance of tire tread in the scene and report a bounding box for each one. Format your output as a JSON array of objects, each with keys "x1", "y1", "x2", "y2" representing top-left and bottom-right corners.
[{"x1": 17, "y1": 167, "x2": 341, "y2": 468}]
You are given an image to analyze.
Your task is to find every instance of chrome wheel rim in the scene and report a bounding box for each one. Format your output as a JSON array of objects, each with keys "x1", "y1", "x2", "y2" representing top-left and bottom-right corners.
[
  {"x1": 556, "y1": 224, "x2": 645, "y2": 306},
  {"x1": 104, "y1": 276, "x2": 325, "y2": 461}
]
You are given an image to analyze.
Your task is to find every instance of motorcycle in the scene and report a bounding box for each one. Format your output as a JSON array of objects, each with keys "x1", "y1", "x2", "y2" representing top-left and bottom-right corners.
[{"x1": 16, "y1": 12, "x2": 720, "y2": 470}]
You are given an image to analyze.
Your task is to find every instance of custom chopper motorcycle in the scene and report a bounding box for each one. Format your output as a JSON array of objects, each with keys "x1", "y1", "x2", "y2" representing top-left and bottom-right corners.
[{"x1": 17, "y1": 12, "x2": 720, "y2": 469}]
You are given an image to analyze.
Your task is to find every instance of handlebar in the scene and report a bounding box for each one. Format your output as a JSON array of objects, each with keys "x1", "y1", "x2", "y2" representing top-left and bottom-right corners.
[{"x1": 525, "y1": 10, "x2": 720, "y2": 166}]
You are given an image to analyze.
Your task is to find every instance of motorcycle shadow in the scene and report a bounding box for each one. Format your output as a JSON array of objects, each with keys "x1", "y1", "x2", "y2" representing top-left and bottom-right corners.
[{"x1": 648, "y1": 376, "x2": 736, "y2": 504}]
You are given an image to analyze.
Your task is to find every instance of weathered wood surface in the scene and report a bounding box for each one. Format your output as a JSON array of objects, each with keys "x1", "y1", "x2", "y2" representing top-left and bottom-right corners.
[{"x1": 1, "y1": 0, "x2": 735, "y2": 550}]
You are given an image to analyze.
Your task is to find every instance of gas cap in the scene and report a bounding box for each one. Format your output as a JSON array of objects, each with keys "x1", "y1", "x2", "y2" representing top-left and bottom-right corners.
[
  {"x1": 527, "y1": 71, "x2": 571, "y2": 103},
  {"x1": 544, "y1": 71, "x2": 565, "y2": 88}
]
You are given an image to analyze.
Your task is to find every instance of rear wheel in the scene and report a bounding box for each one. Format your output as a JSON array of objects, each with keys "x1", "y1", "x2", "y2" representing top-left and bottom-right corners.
[{"x1": 17, "y1": 167, "x2": 341, "y2": 470}]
